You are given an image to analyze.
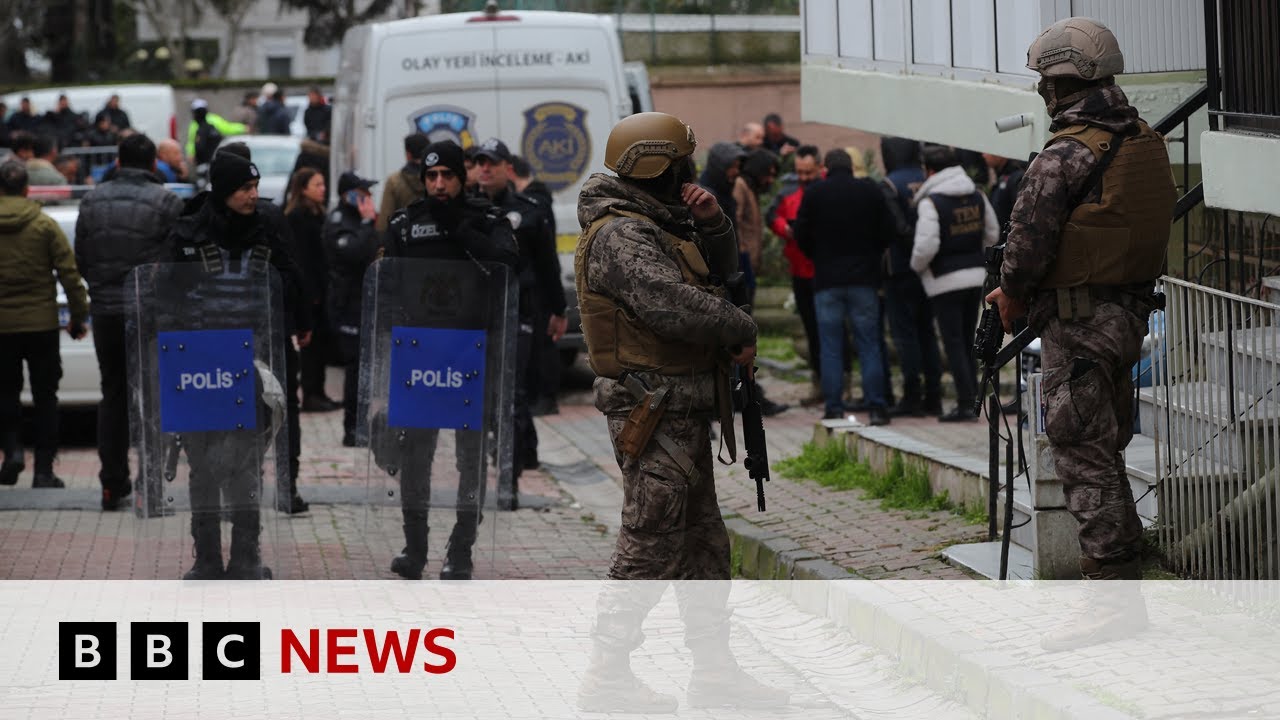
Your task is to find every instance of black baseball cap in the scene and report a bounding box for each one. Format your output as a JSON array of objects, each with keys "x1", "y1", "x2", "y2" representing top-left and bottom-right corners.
[
  {"x1": 337, "y1": 171, "x2": 378, "y2": 195},
  {"x1": 472, "y1": 137, "x2": 511, "y2": 163}
]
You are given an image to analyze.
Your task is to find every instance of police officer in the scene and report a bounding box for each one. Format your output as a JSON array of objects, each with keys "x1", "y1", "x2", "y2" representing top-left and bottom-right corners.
[
  {"x1": 382, "y1": 140, "x2": 519, "y2": 581},
  {"x1": 168, "y1": 152, "x2": 308, "y2": 580},
  {"x1": 217, "y1": 141, "x2": 311, "y2": 514},
  {"x1": 984, "y1": 18, "x2": 1174, "y2": 647},
  {"x1": 323, "y1": 172, "x2": 381, "y2": 447},
  {"x1": 574, "y1": 113, "x2": 786, "y2": 711},
  {"x1": 472, "y1": 138, "x2": 567, "y2": 509}
]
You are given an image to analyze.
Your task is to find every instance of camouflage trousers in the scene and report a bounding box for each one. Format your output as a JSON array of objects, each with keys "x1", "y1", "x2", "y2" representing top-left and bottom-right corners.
[
  {"x1": 1040, "y1": 302, "x2": 1147, "y2": 565},
  {"x1": 605, "y1": 413, "x2": 731, "y2": 580}
]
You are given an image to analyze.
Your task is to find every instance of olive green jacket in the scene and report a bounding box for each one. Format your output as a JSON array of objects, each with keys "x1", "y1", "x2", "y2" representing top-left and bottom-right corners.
[{"x1": 0, "y1": 195, "x2": 88, "y2": 333}]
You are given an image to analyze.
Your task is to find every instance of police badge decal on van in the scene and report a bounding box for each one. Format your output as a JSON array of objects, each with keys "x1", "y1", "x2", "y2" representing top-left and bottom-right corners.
[
  {"x1": 521, "y1": 102, "x2": 590, "y2": 192},
  {"x1": 409, "y1": 105, "x2": 477, "y2": 149}
]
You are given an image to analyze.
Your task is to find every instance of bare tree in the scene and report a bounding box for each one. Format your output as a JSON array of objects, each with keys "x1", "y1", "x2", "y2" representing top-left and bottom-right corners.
[
  {"x1": 277, "y1": 0, "x2": 395, "y2": 49},
  {"x1": 209, "y1": 0, "x2": 255, "y2": 78},
  {"x1": 0, "y1": 0, "x2": 45, "y2": 82},
  {"x1": 129, "y1": 0, "x2": 202, "y2": 78}
]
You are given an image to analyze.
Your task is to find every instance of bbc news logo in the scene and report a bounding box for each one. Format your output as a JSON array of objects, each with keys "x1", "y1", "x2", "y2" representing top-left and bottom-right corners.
[{"x1": 59, "y1": 622, "x2": 457, "y2": 680}]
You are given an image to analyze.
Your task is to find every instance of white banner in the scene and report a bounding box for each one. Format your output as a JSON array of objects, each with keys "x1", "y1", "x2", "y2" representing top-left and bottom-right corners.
[{"x1": 3, "y1": 580, "x2": 1279, "y2": 719}]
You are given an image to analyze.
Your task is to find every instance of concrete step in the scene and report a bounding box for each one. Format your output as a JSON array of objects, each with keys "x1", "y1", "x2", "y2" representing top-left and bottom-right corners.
[
  {"x1": 1202, "y1": 323, "x2": 1280, "y2": 399},
  {"x1": 942, "y1": 540, "x2": 1035, "y2": 580},
  {"x1": 995, "y1": 469, "x2": 1154, "y2": 560},
  {"x1": 1137, "y1": 383, "x2": 1280, "y2": 469}
]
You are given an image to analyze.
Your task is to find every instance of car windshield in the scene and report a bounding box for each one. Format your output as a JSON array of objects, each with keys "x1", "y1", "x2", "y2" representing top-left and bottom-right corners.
[{"x1": 247, "y1": 145, "x2": 299, "y2": 175}]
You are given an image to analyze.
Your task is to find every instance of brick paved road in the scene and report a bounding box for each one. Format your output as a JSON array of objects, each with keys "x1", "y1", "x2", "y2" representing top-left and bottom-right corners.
[
  {"x1": 0, "y1": 363, "x2": 988, "y2": 581},
  {"x1": 0, "y1": 370, "x2": 614, "y2": 580}
]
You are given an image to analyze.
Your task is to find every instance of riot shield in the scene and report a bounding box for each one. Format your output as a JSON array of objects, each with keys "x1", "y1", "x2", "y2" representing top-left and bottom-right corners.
[
  {"x1": 127, "y1": 259, "x2": 289, "y2": 580},
  {"x1": 359, "y1": 257, "x2": 517, "y2": 580}
]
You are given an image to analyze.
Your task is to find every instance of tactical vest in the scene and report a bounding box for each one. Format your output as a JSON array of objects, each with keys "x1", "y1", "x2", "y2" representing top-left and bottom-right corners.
[
  {"x1": 574, "y1": 210, "x2": 725, "y2": 379},
  {"x1": 1039, "y1": 121, "x2": 1176, "y2": 289},
  {"x1": 927, "y1": 191, "x2": 986, "y2": 276}
]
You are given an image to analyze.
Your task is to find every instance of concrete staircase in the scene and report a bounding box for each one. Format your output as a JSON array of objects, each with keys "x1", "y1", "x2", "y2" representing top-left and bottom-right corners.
[
  {"x1": 943, "y1": 374, "x2": 1164, "y2": 580},
  {"x1": 947, "y1": 281, "x2": 1280, "y2": 580}
]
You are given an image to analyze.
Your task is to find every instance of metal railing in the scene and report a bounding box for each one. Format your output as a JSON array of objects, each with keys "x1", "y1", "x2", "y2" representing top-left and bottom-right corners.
[
  {"x1": 1207, "y1": 0, "x2": 1280, "y2": 135},
  {"x1": 1152, "y1": 277, "x2": 1280, "y2": 579},
  {"x1": 60, "y1": 145, "x2": 119, "y2": 184}
]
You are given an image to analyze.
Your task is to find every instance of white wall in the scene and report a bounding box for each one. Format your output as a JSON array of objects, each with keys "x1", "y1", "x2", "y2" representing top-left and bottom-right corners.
[
  {"x1": 1203, "y1": 131, "x2": 1280, "y2": 216},
  {"x1": 800, "y1": 0, "x2": 1208, "y2": 162},
  {"x1": 802, "y1": 0, "x2": 1205, "y2": 81},
  {"x1": 136, "y1": 0, "x2": 405, "y2": 79}
]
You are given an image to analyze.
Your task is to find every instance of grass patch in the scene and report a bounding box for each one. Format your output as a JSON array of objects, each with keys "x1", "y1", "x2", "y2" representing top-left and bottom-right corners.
[
  {"x1": 756, "y1": 334, "x2": 800, "y2": 364},
  {"x1": 775, "y1": 442, "x2": 951, "y2": 513},
  {"x1": 959, "y1": 502, "x2": 990, "y2": 526}
]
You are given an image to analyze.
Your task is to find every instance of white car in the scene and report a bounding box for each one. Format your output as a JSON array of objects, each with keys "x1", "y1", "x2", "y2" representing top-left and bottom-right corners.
[
  {"x1": 21, "y1": 205, "x2": 99, "y2": 408},
  {"x1": 220, "y1": 135, "x2": 302, "y2": 205}
]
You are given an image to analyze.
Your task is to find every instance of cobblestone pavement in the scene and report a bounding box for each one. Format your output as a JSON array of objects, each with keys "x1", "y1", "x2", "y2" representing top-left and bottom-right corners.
[
  {"x1": 0, "y1": 363, "x2": 988, "y2": 581},
  {"x1": 0, "y1": 369, "x2": 615, "y2": 580},
  {"x1": 541, "y1": 367, "x2": 989, "y2": 581}
]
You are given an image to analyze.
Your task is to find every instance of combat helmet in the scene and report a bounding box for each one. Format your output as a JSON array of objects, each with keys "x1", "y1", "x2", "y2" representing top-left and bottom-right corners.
[
  {"x1": 604, "y1": 112, "x2": 697, "y2": 180},
  {"x1": 1027, "y1": 17, "x2": 1124, "y2": 80}
]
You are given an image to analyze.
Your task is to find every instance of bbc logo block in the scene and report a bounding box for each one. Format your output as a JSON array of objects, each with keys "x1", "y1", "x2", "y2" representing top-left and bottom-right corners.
[
  {"x1": 59, "y1": 622, "x2": 118, "y2": 681},
  {"x1": 59, "y1": 621, "x2": 260, "y2": 680},
  {"x1": 130, "y1": 622, "x2": 189, "y2": 681}
]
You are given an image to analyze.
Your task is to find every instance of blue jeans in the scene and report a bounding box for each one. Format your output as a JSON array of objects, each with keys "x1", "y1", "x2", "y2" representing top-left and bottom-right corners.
[{"x1": 815, "y1": 285, "x2": 885, "y2": 415}]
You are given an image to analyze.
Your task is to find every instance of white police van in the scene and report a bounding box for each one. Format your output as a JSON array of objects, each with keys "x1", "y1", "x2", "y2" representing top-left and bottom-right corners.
[{"x1": 332, "y1": 5, "x2": 644, "y2": 361}]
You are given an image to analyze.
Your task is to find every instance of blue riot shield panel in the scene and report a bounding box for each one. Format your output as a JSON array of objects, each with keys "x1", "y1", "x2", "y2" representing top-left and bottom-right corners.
[
  {"x1": 126, "y1": 259, "x2": 288, "y2": 580},
  {"x1": 359, "y1": 257, "x2": 517, "y2": 580}
]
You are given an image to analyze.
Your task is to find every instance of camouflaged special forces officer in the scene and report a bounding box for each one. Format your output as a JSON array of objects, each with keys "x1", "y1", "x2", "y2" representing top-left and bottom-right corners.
[
  {"x1": 983, "y1": 18, "x2": 1175, "y2": 650},
  {"x1": 574, "y1": 113, "x2": 787, "y2": 712}
]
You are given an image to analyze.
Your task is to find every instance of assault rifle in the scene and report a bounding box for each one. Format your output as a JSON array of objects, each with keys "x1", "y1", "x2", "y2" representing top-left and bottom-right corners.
[
  {"x1": 973, "y1": 244, "x2": 1037, "y2": 417},
  {"x1": 726, "y1": 273, "x2": 770, "y2": 511}
]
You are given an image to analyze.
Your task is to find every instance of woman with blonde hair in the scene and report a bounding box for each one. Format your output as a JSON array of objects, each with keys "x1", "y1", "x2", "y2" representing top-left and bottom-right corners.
[{"x1": 285, "y1": 167, "x2": 339, "y2": 414}]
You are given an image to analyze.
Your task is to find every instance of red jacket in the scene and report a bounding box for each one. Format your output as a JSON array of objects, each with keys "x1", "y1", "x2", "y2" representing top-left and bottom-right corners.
[{"x1": 770, "y1": 186, "x2": 814, "y2": 279}]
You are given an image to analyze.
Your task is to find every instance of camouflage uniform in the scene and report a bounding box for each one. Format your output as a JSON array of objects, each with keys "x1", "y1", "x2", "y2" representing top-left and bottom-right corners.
[
  {"x1": 1001, "y1": 84, "x2": 1160, "y2": 566},
  {"x1": 577, "y1": 173, "x2": 756, "y2": 580}
]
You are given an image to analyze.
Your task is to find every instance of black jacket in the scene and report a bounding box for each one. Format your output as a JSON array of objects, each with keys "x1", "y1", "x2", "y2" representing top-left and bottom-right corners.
[
  {"x1": 101, "y1": 106, "x2": 131, "y2": 131},
  {"x1": 256, "y1": 99, "x2": 291, "y2": 136},
  {"x1": 488, "y1": 185, "x2": 566, "y2": 321},
  {"x1": 386, "y1": 195, "x2": 518, "y2": 267},
  {"x1": 169, "y1": 194, "x2": 312, "y2": 335},
  {"x1": 75, "y1": 168, "x2": 185, "y2": 315},
  {"x1": 322, "y1": 202, "x2": 381, "y2": 331},
  {"x1": 989, "y1": 160, "x2": 1027, "y2": 242},
  {"x1": 286, "y1": 206, "x2": 327, "y2": 304},
  {"x1": 303, "y1": 103, "x2": 331, "y2": 142},
  {"x1": 698, "y1": 142, "x2": 746, "y2": 225},
  {"x1": 794, "y1": 167, "x2": 893, "y2": 290}
]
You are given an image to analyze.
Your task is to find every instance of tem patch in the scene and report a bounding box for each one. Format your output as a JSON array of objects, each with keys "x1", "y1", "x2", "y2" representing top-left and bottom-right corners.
[
  {"x1": 410, "y1": 105, "x2": 477, "y2": 149},
  {"x1": 387, "y1": 326, "x2": 486, "y2": 431},
  {"x1": 157, "y1": 329, "x2": 256, "y2": 433},
  {"x1": 521, "y1": 102, "x2": 590, "y2": 192}
]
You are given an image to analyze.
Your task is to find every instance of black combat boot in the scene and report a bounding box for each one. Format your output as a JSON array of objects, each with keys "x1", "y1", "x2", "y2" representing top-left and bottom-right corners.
[
  {"x1": 183, "y1": 516, "x2": 224, "y2": 580},
  {"x1": 0, "y1": 431, "x2": 23, "y2": 486},
  {"x1": 390, "y1": 512, "x2": 429, "y2": 580},
  {"x1": 439, "y1": 511, "x2": 479, "y2": 580},
  {"x1": 224, "y1": 521, "x2": 272, "y2": 580}
]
